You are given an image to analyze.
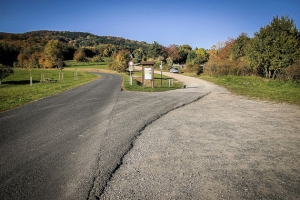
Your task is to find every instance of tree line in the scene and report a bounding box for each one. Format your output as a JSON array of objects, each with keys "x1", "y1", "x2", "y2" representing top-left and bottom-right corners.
[
  {"x1": 205, "y1": 16, "x2": 300, "y2": 80},
  {"x1": 0, "y1": 15, "x2": 299, "y2": 82},
  {"x1": 110, "y1": 16, "x2": 300, "y2": 80}
]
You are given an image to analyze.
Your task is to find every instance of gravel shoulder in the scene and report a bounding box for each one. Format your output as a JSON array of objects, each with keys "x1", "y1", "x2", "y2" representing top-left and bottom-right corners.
[{"x1": 100, "y1": 72, "x2": 300, "y2": 199}]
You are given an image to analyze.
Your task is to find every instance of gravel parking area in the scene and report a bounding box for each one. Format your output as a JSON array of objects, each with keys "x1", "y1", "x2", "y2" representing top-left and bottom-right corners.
[{"x1": 100, "y1": 74, "x2": 300, "y2": 199}]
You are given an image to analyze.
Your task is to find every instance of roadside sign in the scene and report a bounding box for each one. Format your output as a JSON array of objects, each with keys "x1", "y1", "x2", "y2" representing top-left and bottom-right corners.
[
  {"x1": 128, "y1": 61, "x2": 134, "y2": 72},
  {"x1": 129, "y1": 65, "x2": 133, "y2": 71}
]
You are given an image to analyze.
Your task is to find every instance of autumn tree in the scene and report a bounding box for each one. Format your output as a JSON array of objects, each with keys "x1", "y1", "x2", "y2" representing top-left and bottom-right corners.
[
  {"x1": 39, "y1": 40, "x2": 64, "y2": 68},
  {"x1": 206, "y1": 38, "x2": 245, "y2": 76},
  {"x1": 164, "y1": 44, "x2": 180, "y2": 66},
  {"x1": 206, "y1": 43, "x2": 224, "y2": 75},
  {"x1": 108, "y1": 50, "x2": 131, "y2": 72},
  {"x1": 16, "y1": 44, "x2": 42, "y2": 68},
  {"x1": 218, "y1": 38, "x2": 235, "y2": 61},
  {"x1": 16, "y1": 51, "x2": 30, "y2": 68},
  {"x1": 74, "y1": 48, "x2": 87, "y2": 62},
  {"x1": 103, "y1": 44, "x2": 116, "y2": 57}
]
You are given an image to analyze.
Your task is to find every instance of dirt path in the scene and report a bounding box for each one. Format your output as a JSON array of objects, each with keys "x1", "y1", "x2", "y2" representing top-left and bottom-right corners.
[{"x1": 100, "y1": 73, "x2": 300, "y2": 199}]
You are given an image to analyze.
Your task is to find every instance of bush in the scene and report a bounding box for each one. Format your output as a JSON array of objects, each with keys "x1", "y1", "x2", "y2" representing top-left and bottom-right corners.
[
  {"x1": 90, "y1": 55, "x2": 104, "y2": 62},
  {"x1": 0, "y1": 64, "x2": 14, "y2": 84},
  {"x1": 184, "y1": 63, "x2": 195, "y2": 73},
  {"x1": 282, "y1": 61, "x2": 300, "y2": 81},
  {"x1": 108, "y1": 50, "x2": 130, "y2": 72},
  {"x1": 74, "y1": 49, "x2": 87, "y2": 62},
  {"x1": 108, "y1": 61, "x2": 123, "y2": 72}
]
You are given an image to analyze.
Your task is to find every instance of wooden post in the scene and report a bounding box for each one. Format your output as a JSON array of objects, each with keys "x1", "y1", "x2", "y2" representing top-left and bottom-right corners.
[
  {"x1": 41, "y1": 74, "x2": 45, "y2": 82},
  {"x1": 151, "y1": 66, "x2": 154, "y2": 88},
  {"x1": 142, "y1": 66, "x2": 145, "y2": 88},
  {"x1": 29, "y1": 71, "x2": 32, "y2": 86}
]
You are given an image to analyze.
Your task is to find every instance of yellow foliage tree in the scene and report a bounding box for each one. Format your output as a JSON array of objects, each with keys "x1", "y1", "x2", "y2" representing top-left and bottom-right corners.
[{"x1": 39, "y1": 40, "x2": 63, "y2": 68}]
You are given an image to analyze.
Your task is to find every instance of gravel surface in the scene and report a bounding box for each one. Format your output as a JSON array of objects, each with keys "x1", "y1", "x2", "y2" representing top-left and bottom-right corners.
[{"x1": 100, "y1": 73, "x2": 300, "y2": 199}]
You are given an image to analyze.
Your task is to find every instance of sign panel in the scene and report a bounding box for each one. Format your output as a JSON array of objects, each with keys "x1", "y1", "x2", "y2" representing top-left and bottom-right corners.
[
  {"x1": 144, "y1": 68, "x2": 152, "y2": 80},
  {"x1": 128, "y1": 61, "x2": 134, "y2": 72},
  {"x1": 129, "y1": 65, "x2": 133, "y2": 71}
]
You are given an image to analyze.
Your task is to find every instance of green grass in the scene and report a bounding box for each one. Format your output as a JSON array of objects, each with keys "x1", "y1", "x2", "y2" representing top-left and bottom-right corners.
[
  {"x1": 122, "y1": 71, "x2": 184, "y2": 92},
  {"x1": 64, "y1": 60, "x2": 109, "y2": 69},
  {"x1": 199, "y1": 75, "x2": 300, "y2": 105},
  {"x1": 0, "y1": 68, "x2": 98, "y2": 112}
]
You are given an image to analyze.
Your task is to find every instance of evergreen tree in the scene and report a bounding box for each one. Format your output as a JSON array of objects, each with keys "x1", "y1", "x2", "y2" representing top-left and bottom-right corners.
[{"x1": 248, "y1": 16, "x2": 300, "y2": 79}]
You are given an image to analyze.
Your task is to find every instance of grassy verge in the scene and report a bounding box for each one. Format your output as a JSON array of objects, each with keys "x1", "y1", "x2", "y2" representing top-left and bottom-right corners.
[
  {"x1": 0, "y1": 68, "x2": 98, "y2": 112},
  {"x1": 198, "y1": 74, "x2": 300, "y2": 105}
]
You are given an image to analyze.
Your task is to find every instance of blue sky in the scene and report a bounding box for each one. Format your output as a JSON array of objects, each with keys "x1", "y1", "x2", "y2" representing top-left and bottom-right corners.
[{"x1": 1, "y1": 0, "x2": 299, "y2": 49}]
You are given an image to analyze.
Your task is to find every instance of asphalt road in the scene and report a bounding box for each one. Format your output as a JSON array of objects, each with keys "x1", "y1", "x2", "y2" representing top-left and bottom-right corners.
[{"x1": 0, "y1": 72, "x2": 207, "y2": 200}]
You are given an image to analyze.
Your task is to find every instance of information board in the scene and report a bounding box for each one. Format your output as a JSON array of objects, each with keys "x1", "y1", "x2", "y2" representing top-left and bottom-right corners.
[{"x1": 144, "y1": 68, "x2": 152, "y2": 80}]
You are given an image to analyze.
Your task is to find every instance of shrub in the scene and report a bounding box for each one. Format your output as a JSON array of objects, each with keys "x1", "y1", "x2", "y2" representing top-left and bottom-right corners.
[
  {"x1": 90, "y1": 55, "x2": 104, "y2": 62},
  {"x1": 282, "y1": 61, "x2": 300, "y2": 81},
  {"x1": 0, "y1": 64, "x2": 14, "y2": 84},
  {"x1": 108, "y1": 50, "x2": 130, "y2": 72}
]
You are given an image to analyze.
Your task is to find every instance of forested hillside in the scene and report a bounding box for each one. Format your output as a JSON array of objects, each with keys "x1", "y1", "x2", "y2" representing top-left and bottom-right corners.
[
  {"x1": 0, "y1": 30, "x2": 151, "y2": 68},
  {"x1": 0, "y1": 30, "x2": 150, "y2": 50}
]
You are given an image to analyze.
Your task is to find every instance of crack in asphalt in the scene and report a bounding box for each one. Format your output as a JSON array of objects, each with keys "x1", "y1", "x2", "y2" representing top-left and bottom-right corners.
[
  {"x1": 86, "y1": 91, "x2": 211, "y2": 199},
  {"x1": 86, "y1": 87, "x2": 123, "y2": 200}
]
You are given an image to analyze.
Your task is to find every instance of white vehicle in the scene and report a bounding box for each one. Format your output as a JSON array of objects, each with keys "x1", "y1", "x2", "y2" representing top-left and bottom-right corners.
[{"x1": 169, "y1": 67, "x2": 179, "y2": 73}]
